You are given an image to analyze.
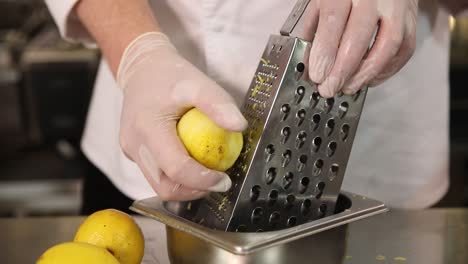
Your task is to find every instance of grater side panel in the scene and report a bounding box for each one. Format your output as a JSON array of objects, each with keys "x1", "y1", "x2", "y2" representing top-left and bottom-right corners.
[
  {"x1": 226, "y1": 38, "x2": 368, "y2": 232},
  {"x1": 224, "y1": 36, "x2": 299, "y2": 232},
  {"x1": 184, "y1": 35, "x2": 296, "y2": 231}
]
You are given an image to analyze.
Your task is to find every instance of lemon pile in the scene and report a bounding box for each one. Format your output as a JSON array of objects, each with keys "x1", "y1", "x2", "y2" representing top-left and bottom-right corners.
[
  {"x1": 37, "y1": 108, "x2": 244, "y2": 263},
  {"x1": 37, "y1": 209, "x2": 145, "y2": 264}
]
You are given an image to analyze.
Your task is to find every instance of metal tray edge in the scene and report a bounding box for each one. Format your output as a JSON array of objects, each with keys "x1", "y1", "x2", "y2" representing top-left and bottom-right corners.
[{"x1": 130, "y1": 191, "x2": 388, "y2": 255}]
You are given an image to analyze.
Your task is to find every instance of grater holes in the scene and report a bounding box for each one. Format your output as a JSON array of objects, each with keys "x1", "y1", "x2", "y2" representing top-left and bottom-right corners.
[
  {"x1": 301, "y1": 199, "x2": 312, "y2": 216},
  {"x1": 297, "y1": 155, "x2": 307, "y2": 172},
  {"x1": 295, "y1": 131, "x2": 307, "y2": 149},
  {"x1": 318, "y1": 204, "x2": 327, "y2": 218},
  {"x1": 299, "y1": 177, "x2": 310, "y2": 194},
  {"x1": 281, "y1": 150, "x2": 292, "y2": 168},
  {"x1": 296, "y1": 62, "x2": 305, "y2": 73},
  {"x1": 250, "y1": 185, "x2": 261, "y2": 202},
  {"x1": 311, "y1": 114, "x2": 320, "y2": 125},
  {"x1": 311, "y1": 113, "x2": 321, "y2": 131},
  {"x1": 265, "y1": 144, "x2": 275, "y2": 162},
  {"x1": 311, "y1": 136, "x2": 322, "y2": 153},
  {"x1": 317, "y1": 181, "x2": 326, "y2": 191},
  {"x1": 247, "y1": 98, "x2": 265, "y2": 116},
  {"x1": 251, "y1": 207, "x2": 264, "y2": 224},
  {"x1": 313, "y1": 159, "x2": 324, "y2": 176},
  {"x1": 316, "y1": 182, "x2": 326, "y2": 199},
  {"x1": 243, "y1": 142, "x2": 252, "y2": 155},
  {"x1": 296, "y1": 109, "x2": 306, "y2": 126},
  {"x1": 236, "y1": 225, "x2": 247, "y2": 232},
  {"x1": 285, "y1": 194, "x2": 296, "y2": 208},
  {"x1": 281, "y1": 127, "x2": 291, "y2": 144},
  {"x1": 325, "y1": 118, "x2": 335, "y2": 136},
  {"x1": 241, "y1": 142, "x2": 248, "y2": 155},
  {"x1": 329, "y1": 164, "x2": 339, "y2": 181},
  {"x1": 327, "y1": 141, "x2": 337, "y2": 157},
  {"x1": 295, "y1": 86, "x2": 305, "y2": 104},
  {"x1": 287, "y1": 216, "x2": 297, "y2": 227},
  {"x1": 265, "y1": 143, "x2": 275, "y2": 153},
  {"x1": 241, "y1": 163, "x2": 248, "y2": 174},
  {"x1": 297, "y1": 109, "x2": 306, "y2": 118},
  {"x1": 339, "y1": 102, "x2": 349, "y2": 118},
  {"x1": 324, "y1": 98, "x2": 334, "y2": 112},
  {"x1": 281, "y1": 104, "x2": 290, "y2": 113},
  {"x1": 310, "y1": 91, "x2": 321, "y2": 108},
  {"x1": 266, "y1": 168, "x2": 277, "y2": 184},
  {"x1": 268, "y1": 189, "x2": 279, "y2": 204},
  {"x1": 280, "y1": 104, "x2": 290, "y2": 121},
  {"x1": 340, "y1": 124, "x2": 350, "y2": 141},
  {"x1": 269, "y1": 211, "x2": 281, "y2": 227},
  {"x1": 319, "y1": 203, "x2": 327, "y2": 212},
  {"x1": 283, "y1": 172, "x2": 294, "y2": 189}
]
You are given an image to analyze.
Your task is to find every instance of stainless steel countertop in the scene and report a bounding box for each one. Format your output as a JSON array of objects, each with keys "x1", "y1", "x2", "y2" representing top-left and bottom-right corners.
[{"x1": 0, "y1": 209, "x2": 467, "y2": 264}]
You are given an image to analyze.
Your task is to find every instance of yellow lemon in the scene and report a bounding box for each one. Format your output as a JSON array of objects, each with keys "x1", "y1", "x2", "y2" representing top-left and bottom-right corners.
[
  {"x1": 36, "y1": 242, "x2": 120, "y2": 264},
  {"x1": 177, "y1": 108, "x2": 244, "y2": 171},
  {"x1": 74, "y1": 209, "x2": 144, "y2": 264}
]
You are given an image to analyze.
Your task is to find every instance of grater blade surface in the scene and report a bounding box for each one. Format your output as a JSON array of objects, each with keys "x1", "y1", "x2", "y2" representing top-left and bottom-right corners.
[{"x1": 171, "y1": 1, "x2": 368, "y2": 233}]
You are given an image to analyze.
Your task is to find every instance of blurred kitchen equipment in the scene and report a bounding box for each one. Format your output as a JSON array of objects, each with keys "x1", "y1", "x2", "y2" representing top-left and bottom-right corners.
[
  {"x1": 20, "y1": 26, "x2": 99, "y2": 146},
  {"x1": 0, "y1": 0, "x2": 99, "y2": 153},
  {"x1": 0, "y1": 0, "x2": 51, "y2": 156},
  {"x1": 0, "y1": 1, "x2": 99, "y2": 217},
  {"x1": 448, "y1": 17, "x2": 468, "y2": 207},
  {"x1": 131, "y1": 192, "x2": 387, "y2": 264},
  {"x1": 0, "y1": 0, "x2": 42, "y2": 30},
  {"x1": 162, "y1": 0, "x2": 367, "y2": 232},
  {"x1": 0, "y1": 39, "x2": 23, "y2": 156}
]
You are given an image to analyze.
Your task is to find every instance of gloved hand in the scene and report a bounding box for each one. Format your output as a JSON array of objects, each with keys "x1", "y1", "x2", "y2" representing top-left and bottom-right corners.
[
  {"x1": 116, "y1": 32, "x2": 248, "y2": 201},
  {"x1": 303, "y1": 0, "x2": 419, "y2": 97}
]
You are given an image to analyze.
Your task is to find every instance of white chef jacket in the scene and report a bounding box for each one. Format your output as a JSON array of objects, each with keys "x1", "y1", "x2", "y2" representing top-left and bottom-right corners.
[{"x1": 44, "y1": 0, "x2": 450, "y2": 209}]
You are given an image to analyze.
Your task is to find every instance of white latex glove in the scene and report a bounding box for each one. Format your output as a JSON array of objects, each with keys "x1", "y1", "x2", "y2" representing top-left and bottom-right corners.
[
  {"x1": 303, "y1": 0, "x2": 419, "y2": 97},
  {"x1": 116, "y1": 32, "x2": 248, "y2": 201}
]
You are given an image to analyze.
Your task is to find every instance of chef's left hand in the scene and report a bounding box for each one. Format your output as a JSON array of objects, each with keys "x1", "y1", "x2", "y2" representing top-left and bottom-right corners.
[{"x1": 303, "y1": 0, "x2": 419, "y2": 98}]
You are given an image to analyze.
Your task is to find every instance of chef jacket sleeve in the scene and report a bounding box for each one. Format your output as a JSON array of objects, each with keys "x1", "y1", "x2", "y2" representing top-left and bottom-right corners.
[{"x1": 44, "y1": 0, "x2": 96, "y2": 47}]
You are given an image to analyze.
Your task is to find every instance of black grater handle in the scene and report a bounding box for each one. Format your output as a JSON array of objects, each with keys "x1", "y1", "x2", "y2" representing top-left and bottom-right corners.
[{"x1": 280, "y1": 0, "x2": 311, "y2": 37}]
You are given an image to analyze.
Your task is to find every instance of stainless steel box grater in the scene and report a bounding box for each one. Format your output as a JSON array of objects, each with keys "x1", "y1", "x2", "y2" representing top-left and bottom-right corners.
[{"x1": 168, "y1": 0, "x2": 368, "y2": 232}]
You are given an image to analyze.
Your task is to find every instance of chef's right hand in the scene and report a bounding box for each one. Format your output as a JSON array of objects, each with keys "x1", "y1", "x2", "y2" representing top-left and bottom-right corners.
[{"x1": 116, "y1": 32, "x2": 248, "y2": 201}]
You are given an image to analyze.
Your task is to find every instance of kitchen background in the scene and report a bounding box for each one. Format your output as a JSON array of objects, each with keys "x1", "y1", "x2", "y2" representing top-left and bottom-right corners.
[{"x1": 0, "y1": 0, "x2": 467, "y2": 217}]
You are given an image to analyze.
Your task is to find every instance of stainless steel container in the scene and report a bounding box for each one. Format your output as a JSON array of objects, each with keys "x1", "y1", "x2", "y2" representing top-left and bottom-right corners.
[{"x1": 131, "y1": 192, "x2": 388, "y2": 264}]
